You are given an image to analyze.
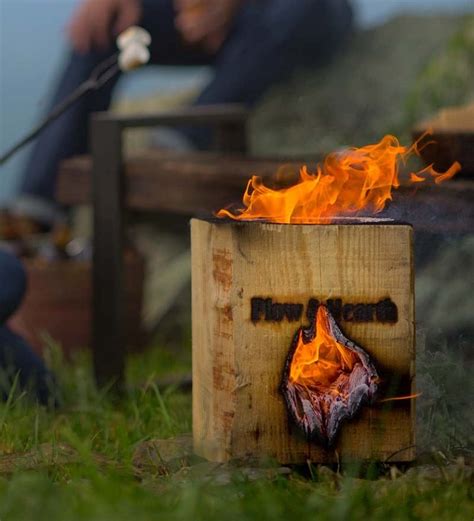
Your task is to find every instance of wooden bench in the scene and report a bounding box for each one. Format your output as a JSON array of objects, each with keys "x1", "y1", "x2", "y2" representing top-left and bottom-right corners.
[
  {"x1": 57, "y1": 150, "x2": 315, "y2": 215},
  {"x1": 56, "y1": 104, "x2": 474, "y2": 389},
  {"x1": 58, "y1": 153, "x2": 474, "y2": 228}
]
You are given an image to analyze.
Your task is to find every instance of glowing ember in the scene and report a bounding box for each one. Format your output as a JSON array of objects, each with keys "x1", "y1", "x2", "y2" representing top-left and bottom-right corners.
[
  {"x1": 217, "y1": 134, "x2": 461, "y2": 224},
  {"x1": 281, "y1": 306, "x2": 379, "y2": 446}
]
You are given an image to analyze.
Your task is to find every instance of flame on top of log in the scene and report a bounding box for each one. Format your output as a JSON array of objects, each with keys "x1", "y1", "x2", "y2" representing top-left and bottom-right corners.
[{"x1": 217, "y1": 134, "x2": 460, "y2": 224}]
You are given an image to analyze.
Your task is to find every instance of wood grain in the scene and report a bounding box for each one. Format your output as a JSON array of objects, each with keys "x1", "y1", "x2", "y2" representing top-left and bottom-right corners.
[
  {"x1": 191, "y1": 219, "x2": 415, "y2": 464},
  {"x1": 56, "y1": 152, "x2": 316, "y2": 214}
]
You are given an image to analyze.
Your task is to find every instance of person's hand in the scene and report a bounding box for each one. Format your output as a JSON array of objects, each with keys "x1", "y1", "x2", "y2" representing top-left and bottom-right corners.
[
  {"x1": 174, "y1": 0, "x2": 242, "y2": 53},
  {"x1": 68, "y1": 0, "x2": 142, "y2": 54}
]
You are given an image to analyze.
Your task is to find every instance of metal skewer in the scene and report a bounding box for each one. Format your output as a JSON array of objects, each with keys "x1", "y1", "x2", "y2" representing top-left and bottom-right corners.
[{"x1": 0, "y1": 53, "x2": 120, "y2": 166}]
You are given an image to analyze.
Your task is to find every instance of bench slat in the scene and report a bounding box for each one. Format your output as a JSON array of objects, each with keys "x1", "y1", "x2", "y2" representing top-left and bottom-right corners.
[
  {"x1": 57, "y1": 151, "x2": 319, "y2": 214},
  {"x1": 57, "y1": 151, "x2": 474, "y2": 232}
]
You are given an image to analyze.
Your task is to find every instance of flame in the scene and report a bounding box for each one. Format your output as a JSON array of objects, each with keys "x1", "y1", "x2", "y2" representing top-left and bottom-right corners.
[
  {"x1": 281, "y1": 305, "x2": 379, "y2": 444},
  {"x1": 289, "y1": 306, "x2": 359, "y2": 391},
  {"x1": 410, "y1": 173, "x2": 425, "y2": 183},
  {"x1": 378, "y1": 393, "x2": 421, "y2": 403},
  {"x1": 217, "y1": 134, "x2": 461, "y2": 224}
]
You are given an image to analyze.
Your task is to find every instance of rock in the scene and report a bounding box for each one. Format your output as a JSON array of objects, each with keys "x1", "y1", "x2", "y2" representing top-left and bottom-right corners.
[
  {"x1": 132, "y1": 434, "x2": 200, "y2": 476},
  {"x1": 316, "y1": 465, "x2": 340, "y2": 483},
  {"x1": 250, "y1": 15, "x2": 467, "y2": 156},
  {"x1": 133, "y1": 435, "x2": 293, "y2": 486}
]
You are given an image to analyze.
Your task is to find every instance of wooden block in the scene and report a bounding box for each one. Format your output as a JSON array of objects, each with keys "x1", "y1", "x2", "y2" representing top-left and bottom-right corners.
[{"x1": 191, "y1": 218, "x2": 415, "y2": 464}]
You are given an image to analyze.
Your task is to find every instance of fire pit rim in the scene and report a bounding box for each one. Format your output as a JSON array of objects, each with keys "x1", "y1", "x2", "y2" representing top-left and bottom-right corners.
[{"x1": 193, "y1": 215, "x2": 412, "y2": 227}]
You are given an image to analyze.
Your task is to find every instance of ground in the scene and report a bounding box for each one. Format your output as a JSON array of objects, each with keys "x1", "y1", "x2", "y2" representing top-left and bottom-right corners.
[{"x1": 0, "y1": 335, "x2": 472, "y2": 521}]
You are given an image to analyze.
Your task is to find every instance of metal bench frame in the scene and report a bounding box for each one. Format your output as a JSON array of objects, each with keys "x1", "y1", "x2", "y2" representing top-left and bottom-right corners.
[{"x1": 89, "y1": 104, "x2": 248, "y2": 389}]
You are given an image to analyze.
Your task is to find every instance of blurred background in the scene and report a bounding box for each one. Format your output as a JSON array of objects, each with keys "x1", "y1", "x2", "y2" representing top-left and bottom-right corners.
[{"x1": 0, "y1": 1, "x2": 473, "y2": 517}]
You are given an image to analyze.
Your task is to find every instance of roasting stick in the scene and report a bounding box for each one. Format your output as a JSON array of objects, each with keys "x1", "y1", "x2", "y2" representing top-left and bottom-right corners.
[
  {"x1": 0, "y1": 56, "x2": 120, "y2": 166},
  {"x1": 0, "y1": 26, "x2": 151, "y2": 167}
]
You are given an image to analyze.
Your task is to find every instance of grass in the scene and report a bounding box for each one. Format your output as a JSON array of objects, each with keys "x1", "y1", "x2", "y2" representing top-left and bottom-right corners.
[{"x1": 0, "y1": 339, "x2": 472, "y2": 520}]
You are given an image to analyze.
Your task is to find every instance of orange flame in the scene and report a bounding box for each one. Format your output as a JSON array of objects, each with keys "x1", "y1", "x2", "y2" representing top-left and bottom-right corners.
[
  {"x1": 282, "y1": 306, "x2": 380, "y2": 444},
  {"x1": 217, "y1": 134, "x2": 461, "y2": 224},
  {"x1": 378, "y1": 393, "x2": 421, "y2": 403},
  {"x1": 290, "y1": 306, "x2": 359, "y2": 390}
]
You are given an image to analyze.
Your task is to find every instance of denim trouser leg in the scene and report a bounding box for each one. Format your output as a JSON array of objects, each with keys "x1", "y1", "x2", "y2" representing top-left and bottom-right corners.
[
  {"x1": 200, "y1": 0, "x2": 352, "y2": 106},
  {"x1": 0, "y1": 250, "x2": 57, "y2": 405},
  {"x1": 185, "y1": 0, "x2": 353, "y2": 148}
]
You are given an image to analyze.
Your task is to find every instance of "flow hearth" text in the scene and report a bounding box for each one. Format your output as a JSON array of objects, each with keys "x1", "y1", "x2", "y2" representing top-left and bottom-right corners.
[{"x1": 250, "y1": 297, "x2": 398, "y2": 324}]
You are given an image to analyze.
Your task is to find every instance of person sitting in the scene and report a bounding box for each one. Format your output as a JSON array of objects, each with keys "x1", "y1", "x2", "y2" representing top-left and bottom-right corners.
[{"x1": 5, "y1": 0, "x2": 353, "y2": 233}]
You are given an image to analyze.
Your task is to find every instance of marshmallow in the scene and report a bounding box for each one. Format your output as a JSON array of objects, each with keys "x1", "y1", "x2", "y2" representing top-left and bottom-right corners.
[
  {"x1": 117, "y1": 26, "x2": 152, "y2": 50},
  {"x1": 118, "y1": 41, "x2": 150, "y2": 71}
]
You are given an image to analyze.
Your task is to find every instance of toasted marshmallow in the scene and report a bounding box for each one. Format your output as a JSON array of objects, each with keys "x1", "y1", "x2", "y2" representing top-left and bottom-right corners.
[
  {"x1": 117, "y1": 26, "x2": 152, "y2": 50},
  {"x1": 118, "y1": 41, "x2": 150, "y2": 71}
]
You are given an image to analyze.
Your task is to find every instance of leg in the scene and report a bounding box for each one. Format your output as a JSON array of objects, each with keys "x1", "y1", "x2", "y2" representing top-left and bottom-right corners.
[
  {"x1": 204, "y1": 0, "x2": 353, "y2": 103},
  {"x1": 186, "y1": 0, "x2": 353, "y2": 148},
  {"x1": 0, "y1": 250, "x2": 57, "y2": 405}
]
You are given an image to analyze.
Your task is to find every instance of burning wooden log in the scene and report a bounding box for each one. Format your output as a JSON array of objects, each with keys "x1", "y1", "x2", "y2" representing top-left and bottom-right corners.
[{"x1": 191, "y1": 218, "x2": 415, "y2": 464}]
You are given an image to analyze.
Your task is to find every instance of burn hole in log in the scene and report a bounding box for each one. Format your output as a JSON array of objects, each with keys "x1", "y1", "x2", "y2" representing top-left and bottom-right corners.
[{"x1": 280, "y1": 305, "x2": 379, "y2": 447}]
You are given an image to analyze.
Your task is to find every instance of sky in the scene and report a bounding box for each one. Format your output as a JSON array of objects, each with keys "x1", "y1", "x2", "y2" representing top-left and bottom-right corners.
[{"x1": 0, "y1": 0, "x2": 473, "y2": 200}]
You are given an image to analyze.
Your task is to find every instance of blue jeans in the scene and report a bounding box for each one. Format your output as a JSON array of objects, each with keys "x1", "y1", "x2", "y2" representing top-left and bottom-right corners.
[
  {"x1": 16, "y1": 0, "x2": 353, "y2": 220},
  {"x1": 0, "y1": 250, "x2": 56, "y2": 405}
]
